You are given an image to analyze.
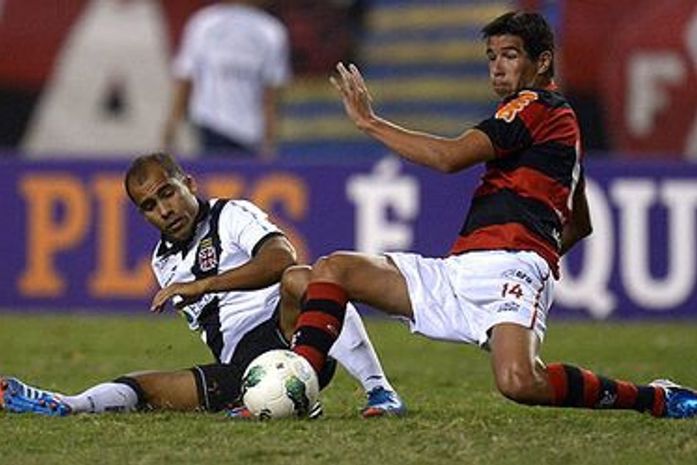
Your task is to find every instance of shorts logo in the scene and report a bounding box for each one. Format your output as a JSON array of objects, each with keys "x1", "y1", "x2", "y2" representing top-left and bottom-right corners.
[
  {"x1": 495, "y1": 90, "x2": 538, "y2": 123},
  {"x1": 502, "y1": 269, "x2": 534, "y2": 286},
  {"x1": 497, "y1": 301, "x2": 521, "y2": 313},
  {"x1": 197, "y1": 238, "x2": 218, "y2": 272}
]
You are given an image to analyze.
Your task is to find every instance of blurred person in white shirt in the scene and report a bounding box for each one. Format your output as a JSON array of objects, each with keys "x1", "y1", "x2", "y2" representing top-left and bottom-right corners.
[{"x1": 162, "y1": 0, "x2": 290, "y2": 160}]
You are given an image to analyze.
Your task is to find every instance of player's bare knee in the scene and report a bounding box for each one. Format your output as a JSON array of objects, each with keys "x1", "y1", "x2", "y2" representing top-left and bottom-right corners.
[
  {"x1": 281, "y1": 265, "x2": 311, "y2": 300},
  {"x1": 311, "y1": 252, "x2": 351, "y2": 282}
]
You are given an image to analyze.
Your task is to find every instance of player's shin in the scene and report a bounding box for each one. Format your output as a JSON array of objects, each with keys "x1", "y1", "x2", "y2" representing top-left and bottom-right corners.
[
  {"x1": 546, "y1": 363, "x2": 665, "y2": 416},
  {"x1": 291, "y1": 282, "x2": 348, "y2": 374},
  {"x1": 60, "y1": 378, "x2": 141, "y2": 413},
  {"x1": 328, "y1": 303, "x2": 392, "y2": 392}
]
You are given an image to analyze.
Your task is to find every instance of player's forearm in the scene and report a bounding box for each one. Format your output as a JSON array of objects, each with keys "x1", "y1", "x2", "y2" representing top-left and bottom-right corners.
[
  {"x1": 560, "y1": 217, "x2": 593, "y2": 254},
  {"x1": 200, "y1": 250, "x2": 295, "y2": 293},
  {"x1": 361, "y1": 118, "x2": 493, "y2": 173},
  {"x1": 560, "y1": 227, "x2": 583, "y2": 256},
  {"x1": 560, "y1": 179, "x2": 592, "y2": 255}
]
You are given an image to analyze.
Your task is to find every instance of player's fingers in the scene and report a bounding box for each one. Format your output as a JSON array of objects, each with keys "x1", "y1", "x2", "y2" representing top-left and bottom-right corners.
[
  {"x1": 336, "y1": 62, "x2": 357, "y2": 92},
  {"x1": 150, "y1": 289, "x2": 170, "y2": 312},
  {"x1": 149, "y1": 293, "x2": 161, "y2": 312},
  {"x1": 330, "y1": 67, "x2": 353, "y2": 97},
  {"x1": 150, "y1": 298, "x2": 163, "y2": 313},
  {"x1": 336, "y1": 62, "x2": 350, "y2": 80},
  {"x1": 348, "y1": 63, "x2": 362, "y2": 81},
  {"x1": 329, "y1": 76, "x2": 344, "y2": 95},
  {"x1": 344, "y1": 68, "x2": 367, "y2": 108},
  {"x1": 348, "y1": 63, "x2": 365, "y2": 87},
  {"x1": 150, "y1": 300, "x2": 164, "y2": 313},
  {"x1": 349, "y1": 64, "x2": 373, "y2": 102}
]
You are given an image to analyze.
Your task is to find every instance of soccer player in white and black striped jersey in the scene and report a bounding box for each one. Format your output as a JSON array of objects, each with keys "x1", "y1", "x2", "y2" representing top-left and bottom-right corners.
[{"x1": 0, "y1": 152, "x2": 405, "y2": 418}]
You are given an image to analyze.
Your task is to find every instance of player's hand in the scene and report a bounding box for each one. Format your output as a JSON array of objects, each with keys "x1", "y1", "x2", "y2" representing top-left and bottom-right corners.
[
  {"x1": 330, "y1": 62, "x2": 375, "y2": 130},
  {"x1": 150, "y1": 281, "x2": 206, "y2": 313}
]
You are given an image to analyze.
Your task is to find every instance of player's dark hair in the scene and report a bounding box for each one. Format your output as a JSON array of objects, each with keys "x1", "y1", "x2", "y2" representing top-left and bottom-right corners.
[
  {"x1": 481, "y1": 11, "x2": 555, "y2": 78},
  {"x1": 124, "y1": 152, "x2": 186, "y2": 203}
]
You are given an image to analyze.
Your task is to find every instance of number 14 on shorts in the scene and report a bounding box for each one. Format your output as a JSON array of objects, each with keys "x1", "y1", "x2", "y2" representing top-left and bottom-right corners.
[{"x1": 501, "y1": 282, "x2": 523, "y2": 299}]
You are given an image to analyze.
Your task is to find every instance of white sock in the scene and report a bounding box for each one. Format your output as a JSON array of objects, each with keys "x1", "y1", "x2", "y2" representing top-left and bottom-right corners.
[
  {"x1": 329, "y1": 303, "x2": 394, "y2": 393},
  {"x1": 59, "y1": 382, "x2": 139, "y2": 413}
]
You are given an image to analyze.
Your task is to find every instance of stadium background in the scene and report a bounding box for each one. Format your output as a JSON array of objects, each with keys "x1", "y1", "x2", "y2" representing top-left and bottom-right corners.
[{"x1": 1, "y1": 0, "x2": 696, "y2": 321}]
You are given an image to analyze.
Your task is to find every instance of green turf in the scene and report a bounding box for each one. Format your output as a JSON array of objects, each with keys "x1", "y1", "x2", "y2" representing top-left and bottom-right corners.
[{"x1": 1, "y1": 314, "x2": 696, "y2": 465}]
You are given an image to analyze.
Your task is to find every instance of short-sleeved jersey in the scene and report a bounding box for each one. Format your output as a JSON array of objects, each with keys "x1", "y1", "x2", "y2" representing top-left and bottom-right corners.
[
  {"x1": 151, "y1": 198, "x2": 283, "y2": 363},
  {"x1": 172, "y1": 4, "x2": 291, "y2": 147},
  {"x1": 449, "y1": 85, "x2": 583, "y2": 277}
]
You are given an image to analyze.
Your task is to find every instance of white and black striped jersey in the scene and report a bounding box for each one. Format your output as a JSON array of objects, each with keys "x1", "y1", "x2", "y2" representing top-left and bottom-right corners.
[{"x1": 151, "y1": 198, "x2": 283, "y2": 364}]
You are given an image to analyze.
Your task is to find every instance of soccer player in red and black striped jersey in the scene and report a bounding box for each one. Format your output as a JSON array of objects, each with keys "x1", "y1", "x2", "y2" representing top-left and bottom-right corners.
[{"x1": 291, "y1": 11, "x2": 697, "y2": 419}]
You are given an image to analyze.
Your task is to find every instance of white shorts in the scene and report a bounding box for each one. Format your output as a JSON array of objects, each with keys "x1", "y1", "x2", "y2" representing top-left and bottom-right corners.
[{"x1": 386, "y1": 250, "x2": 554, "y2": 348}]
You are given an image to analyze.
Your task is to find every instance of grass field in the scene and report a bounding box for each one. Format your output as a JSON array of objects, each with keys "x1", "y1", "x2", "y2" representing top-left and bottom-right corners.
[{"x1": 1, "y1": 314, "x2": 696, "y2": 465}]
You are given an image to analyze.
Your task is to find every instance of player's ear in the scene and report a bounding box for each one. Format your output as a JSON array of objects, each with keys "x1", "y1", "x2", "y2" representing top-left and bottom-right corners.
[
  {"x1": 537, "y1": 50, "x2": 552, "y2": 76},
  {"x1": 183, "y1": 175, "x2": 198, "y2": 194}
]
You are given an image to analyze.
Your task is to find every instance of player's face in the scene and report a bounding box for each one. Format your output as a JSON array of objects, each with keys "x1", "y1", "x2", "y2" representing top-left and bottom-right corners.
[
  {"x1": 486, "y1": 34, "x2": 540, "y2": 98},
  {"x1": 128, "y1": 164, "x2": 200, "y2": 242}
]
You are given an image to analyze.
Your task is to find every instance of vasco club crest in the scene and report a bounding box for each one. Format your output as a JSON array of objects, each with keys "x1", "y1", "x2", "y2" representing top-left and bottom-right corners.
[{"x1": 197, "y1": 238, "x2": 218, "y2": 272}]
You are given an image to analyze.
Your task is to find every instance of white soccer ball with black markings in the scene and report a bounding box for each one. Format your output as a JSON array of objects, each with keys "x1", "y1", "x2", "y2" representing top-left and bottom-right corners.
[{"x1": 241, "y1": 349, "x2": 319, "y2": 420}]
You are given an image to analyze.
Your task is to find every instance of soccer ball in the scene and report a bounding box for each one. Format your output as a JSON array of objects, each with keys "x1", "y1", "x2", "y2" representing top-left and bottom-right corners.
[{"x1": 241, "y1": 349, "x2": 319, "y2": 420}]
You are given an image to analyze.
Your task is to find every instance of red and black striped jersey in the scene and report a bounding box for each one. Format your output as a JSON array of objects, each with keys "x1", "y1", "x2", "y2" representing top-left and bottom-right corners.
[{"x1": 449, "y1": 85, "x2": 583, "y2": 277}]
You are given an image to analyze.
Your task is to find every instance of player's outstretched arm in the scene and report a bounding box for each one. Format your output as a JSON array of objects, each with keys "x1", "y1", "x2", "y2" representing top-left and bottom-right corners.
[
  {"x1": 150, "y1": 235, "x2": 296, "y2": 312},
  {"x1": 330, "y1": 62, "x2": 496, "y2": 173}
]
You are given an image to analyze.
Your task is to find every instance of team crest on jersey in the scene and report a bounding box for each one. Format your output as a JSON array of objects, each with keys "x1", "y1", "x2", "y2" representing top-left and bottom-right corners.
[
  {"x1": 197, "y1": 238, "x2": 218, "y2": 272},
  {"x1": 495, "y1": 90, "x2": 538, "y2": 123}
]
